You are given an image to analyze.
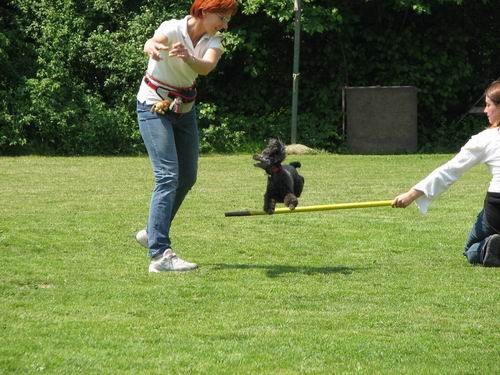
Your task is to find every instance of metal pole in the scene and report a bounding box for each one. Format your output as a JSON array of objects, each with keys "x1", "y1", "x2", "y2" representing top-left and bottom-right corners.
[
  {"x1": 291, "y1": 0, "x2": 301, "y2": 144},
  {"x1": 225, "y1": 200, "x2": 393, "y2": 217}
]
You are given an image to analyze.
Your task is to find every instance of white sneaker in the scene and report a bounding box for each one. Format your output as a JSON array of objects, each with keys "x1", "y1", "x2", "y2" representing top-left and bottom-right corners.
[
  {"x1": 136, "y1": 229, "x2": 148, "y2": 248},
  {"x1": 148, "y1": 249, "x2": 198, "y2": 273}
]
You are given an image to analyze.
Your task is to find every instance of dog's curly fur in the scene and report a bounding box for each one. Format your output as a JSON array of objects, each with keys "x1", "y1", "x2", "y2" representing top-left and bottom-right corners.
[{"x1": 253, "y1": 138, "x2": 305, "y2": 214}]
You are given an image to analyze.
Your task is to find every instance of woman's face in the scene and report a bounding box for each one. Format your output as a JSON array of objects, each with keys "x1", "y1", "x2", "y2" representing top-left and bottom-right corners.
[
  {"x1": 202, "y1": 11, "x2": 231, "y2": 35},
  {"x1": 485, "y1": 96, "x2": 500, "y2": 126}
]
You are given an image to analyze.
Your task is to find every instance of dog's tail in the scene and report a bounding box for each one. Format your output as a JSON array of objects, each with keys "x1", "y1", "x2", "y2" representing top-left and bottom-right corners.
[{"x1": 289, "y1": 161, "x2": 301, "y2": 169}]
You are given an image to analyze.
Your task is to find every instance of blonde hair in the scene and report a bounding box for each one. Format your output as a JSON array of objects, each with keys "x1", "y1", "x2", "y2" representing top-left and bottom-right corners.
[{"x1": 486, "y1": 81, "x2": 500, "y2": 128}]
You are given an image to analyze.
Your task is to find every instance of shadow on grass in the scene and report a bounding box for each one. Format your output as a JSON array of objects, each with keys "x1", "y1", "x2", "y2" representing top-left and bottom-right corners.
[{"x1": 210, "y1": 263, "x2": 363, "y2": 278}]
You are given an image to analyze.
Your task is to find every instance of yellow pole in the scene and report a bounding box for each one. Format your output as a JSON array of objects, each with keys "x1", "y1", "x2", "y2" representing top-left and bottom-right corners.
[{"x1": 225, "y1": 200, "x2": 393, "y2": 217}]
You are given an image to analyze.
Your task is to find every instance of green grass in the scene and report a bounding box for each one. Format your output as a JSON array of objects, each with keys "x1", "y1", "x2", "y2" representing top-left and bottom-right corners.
[{"x1": 1, "y1": 154, "x2": 499, "y2": 374}]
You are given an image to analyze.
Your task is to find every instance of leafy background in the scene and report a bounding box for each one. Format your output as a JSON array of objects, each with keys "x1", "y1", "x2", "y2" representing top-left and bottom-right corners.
[{"x1": 1, "y1": 0, "x2": 498, "y2": 154}]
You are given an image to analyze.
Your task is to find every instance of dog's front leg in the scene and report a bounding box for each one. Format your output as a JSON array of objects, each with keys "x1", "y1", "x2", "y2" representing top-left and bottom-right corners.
[
  {"x1": 263, "y1": 191, "x2": 276, "y2": 214},
  {"x1": 284, "y1": 193, "x2": 298, "y2": 210}
]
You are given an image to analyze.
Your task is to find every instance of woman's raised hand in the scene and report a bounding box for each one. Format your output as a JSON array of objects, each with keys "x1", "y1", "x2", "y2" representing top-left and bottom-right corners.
[{"x1": 144, "y1": 39, "x2": 170, "y2": 61}]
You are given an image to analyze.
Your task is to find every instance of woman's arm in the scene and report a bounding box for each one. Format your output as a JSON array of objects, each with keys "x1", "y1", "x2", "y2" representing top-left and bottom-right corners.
[
  {"x1": 144, "y1": 32, "x2": 170, "y2": 61},
  {"x1": 169, "y1": 42, "x2": 223, "y2": 76},
  {"x1": 392, "y1": 188, "x2": 424, "y2": 208},
  {"x1": 393, "y1": 131, "x2": 489, "y2": 212},
  {"x1": 186, "y1": 48, "x2": 223, "y2": 76}
]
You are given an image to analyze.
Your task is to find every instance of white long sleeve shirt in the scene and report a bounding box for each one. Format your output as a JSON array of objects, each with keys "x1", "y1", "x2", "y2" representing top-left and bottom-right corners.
[
  {"x1": 137, "y1": 16, "x2": 224, "y2": 104},
  {"x1": 414, "y1": 127, "x2": 500, "y2": 214}
]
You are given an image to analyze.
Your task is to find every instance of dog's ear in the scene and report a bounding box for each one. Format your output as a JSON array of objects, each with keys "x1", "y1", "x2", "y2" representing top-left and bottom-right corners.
[
  {"x1": 277, "y1": 139, "x2": 286, "y2": 156},
  {"x1": 267, "y1": 138, "x2": 286, "y2": 164},
  {"x1": 267, "y1": 138, "x2": 281, "y2": 147}
]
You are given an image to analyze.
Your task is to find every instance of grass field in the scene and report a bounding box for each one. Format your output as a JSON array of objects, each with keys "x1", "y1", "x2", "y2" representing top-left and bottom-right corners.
[{"x1": 1, "y1": 154, "x2": 499, "y2": 374}]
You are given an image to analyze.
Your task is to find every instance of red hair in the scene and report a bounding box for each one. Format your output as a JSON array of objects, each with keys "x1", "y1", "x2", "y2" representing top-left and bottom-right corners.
[{"x1": 190, "y1": 0, "x2": 238, "y2": 18}]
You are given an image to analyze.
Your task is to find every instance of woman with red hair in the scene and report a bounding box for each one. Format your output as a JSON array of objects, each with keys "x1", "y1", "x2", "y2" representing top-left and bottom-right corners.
[
  {"x1": 393, "y1": 80, "x2": 500, "y2": 267},
  {"x1": 135, "y1": 0, "x2": 238, "y2": 273}
]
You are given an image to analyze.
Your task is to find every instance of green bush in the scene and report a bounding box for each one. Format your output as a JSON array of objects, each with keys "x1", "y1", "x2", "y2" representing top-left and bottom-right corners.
[
  {"x1": 198, "y1": 103, "x2": 246, "y2": 153},
  {"x1": 200, "y1": 123, "x2": 246, "y2": 153},
  {"x1": 1, "y1": 0, "x2": 498, "y2": 154}
]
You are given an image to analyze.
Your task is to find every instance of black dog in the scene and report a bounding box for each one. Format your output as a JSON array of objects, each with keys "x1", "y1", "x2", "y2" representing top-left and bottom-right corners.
[{"x1": 253, "y1": 138, "x2": 305, "y2": 214}]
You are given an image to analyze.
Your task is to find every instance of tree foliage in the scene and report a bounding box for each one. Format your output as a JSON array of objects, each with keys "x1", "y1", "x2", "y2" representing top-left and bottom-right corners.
[{"x1": 1, "y1": 0, "x2": 498, "y2": 154}]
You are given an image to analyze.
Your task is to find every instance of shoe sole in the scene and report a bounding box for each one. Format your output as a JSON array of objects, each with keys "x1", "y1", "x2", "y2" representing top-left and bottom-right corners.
[
  {"x1": 484, "y1": 234, "x2": 500, "y2": 267},
  {"x1": 149, "y1": 266, "x2": 198, "y2": 273}
]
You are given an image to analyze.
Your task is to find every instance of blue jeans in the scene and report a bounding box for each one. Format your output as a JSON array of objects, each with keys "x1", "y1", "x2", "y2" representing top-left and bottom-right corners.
[
  {"x1": 137, "y1": 101, "x2": 199, "y2": 258},
  {"x1": 463, "y1": 209, "x2": 496, "y2": 264}
]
